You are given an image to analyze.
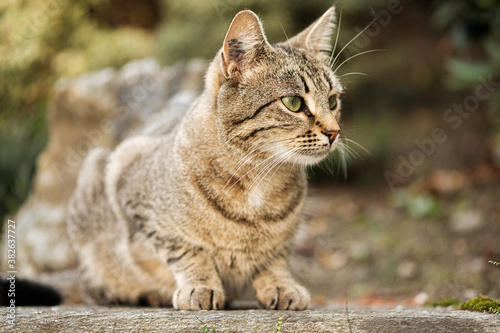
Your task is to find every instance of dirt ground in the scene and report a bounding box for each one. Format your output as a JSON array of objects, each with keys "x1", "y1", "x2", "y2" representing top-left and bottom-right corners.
[{"x1": 290, "y1": 178, "x2": 500, "y2": 307}]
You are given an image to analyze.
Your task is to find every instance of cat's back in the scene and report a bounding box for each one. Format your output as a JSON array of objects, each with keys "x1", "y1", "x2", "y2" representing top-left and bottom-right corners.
[{"x1": 136, "y1": 90, "x2": 202, "y2": 138}]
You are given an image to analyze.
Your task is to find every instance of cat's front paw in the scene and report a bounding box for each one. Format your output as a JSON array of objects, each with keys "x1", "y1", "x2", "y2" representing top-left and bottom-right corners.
[
  {"x1": 256, "y1": 282, "x2": 310, "y2": 310},
  {"x1": 173, "y1": 285, "x2": 225, "y2": 310}
]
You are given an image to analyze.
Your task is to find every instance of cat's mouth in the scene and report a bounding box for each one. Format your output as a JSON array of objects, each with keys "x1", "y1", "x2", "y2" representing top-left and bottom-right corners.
[{"x1": 293, "y1": 145, "x2": 334, "y2": 165}]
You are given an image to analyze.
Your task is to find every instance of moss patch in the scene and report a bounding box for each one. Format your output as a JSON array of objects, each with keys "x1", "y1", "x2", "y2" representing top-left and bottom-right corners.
[
  {"x1": 426, "y1": 298, "x2": 460, "y2": 308},
  {"x1": 460, "y1": 297, "x2": 500, "y2": 315}
]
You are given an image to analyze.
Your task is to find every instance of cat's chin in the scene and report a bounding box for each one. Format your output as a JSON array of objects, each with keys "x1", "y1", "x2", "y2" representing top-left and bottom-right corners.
[{"x1": 293, "y1": 151, "x2": 330, "y2": 166}]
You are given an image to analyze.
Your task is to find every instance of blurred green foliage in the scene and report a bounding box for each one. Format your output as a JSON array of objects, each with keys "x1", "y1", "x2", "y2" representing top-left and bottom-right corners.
[
  {"x1": 0, "y1": 108, "x2": 47, "y2": 222},
  {"x1": 426, "y1": 297, "x2": 461, "y2": 307},
  {"x1": 1, "y1": 0, "x2": 154, "y2": 112},
  {"x1": 0, "y1": 0, "x2": 155, "y2": 221},
  {"x1": 392, "y1": 190, "x2": 444, "y2": 220},
  {"x1": 433, "y1": 0, "x2": 500, "y2": 164},
  {"x1": 1, "y1": 0, "x2": 500, "y2": 222},
  {"x1": 432, "y1": 0, "x2": 500, "y2": 88},
  {"x1": 156, "y1": 0, "x2": 390, "y2": 65},
  {"x1": 1, "y1": 0, "x2": 499, "y2": 302},
  {"x1": 157, "y1": 0, "x2": 326, "y2": 64}
]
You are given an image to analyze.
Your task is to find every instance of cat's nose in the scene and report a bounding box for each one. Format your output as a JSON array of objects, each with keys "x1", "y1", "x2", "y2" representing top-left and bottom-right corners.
[{"x1": 323, "y1": 130, "x2": 339, "y2": 144}]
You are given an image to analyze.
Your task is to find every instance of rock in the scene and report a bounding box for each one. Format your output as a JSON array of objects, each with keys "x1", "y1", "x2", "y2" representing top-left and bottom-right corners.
[
  {"x1": 0, "y1": 58, "x2": 208, "y2": 278},
  {"x1": 1, "y1": 306, "x2": 499, "y2": 333},
  {"x1": 397, "y1": 260, "x2": 418, "y2": 279},
  {"x1": 450, "y1": 210, "x2": 483, "y2": 233},
  {"x1": 413, "y1": 292, "x2": 429, "y2": 306}
]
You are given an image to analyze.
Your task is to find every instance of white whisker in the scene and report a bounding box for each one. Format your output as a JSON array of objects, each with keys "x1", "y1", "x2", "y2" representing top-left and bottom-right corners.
[
  {"x1": 338, "y1": 141, "x2": 360, "y2": 158},
  {"x1": 330, "y1": 19, "x2": 377, "y2": 70},
  {"x1": 286, "y1": 150, "x2": 300, "y2": 182},
  {"x1": 339, "y1": 144, "x2": 348, "y2": 180},
  {"x1": 214, "y1": 137, "x2": 298, "y2": 197},
  {"x1": 245, "y1": 151, "x2": 285, "y2": 196},
  {"x1": 334, "y1": 49, "x2": 385, "y2": 73},
  {"x1": 221, "y1": 142, "x2": 295, "y2": 197},
  {"x1": 262, "y1": 148, "x2": 299, "y2": 194},
  {"x1": 245, "y1": 148, "x2": 296, "y2": 207},
  {"x1": 339, "y1": 72, "x2": 380, "y2": 81},
  {"x1": 342, "y1": 137, "x2": 371, "y2": 155},
  {"x1": 280, "y1": 21, "x2": 298, "y2": 68},
  {"x1": 329, "y1": 7, "x2": 343, "y2": 67}
]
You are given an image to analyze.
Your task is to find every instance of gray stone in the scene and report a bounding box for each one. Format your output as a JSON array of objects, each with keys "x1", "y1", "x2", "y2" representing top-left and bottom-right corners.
[
  {"x1": 1, "y1": 306, "x2": 499, "y2": 333},
  {"x1": 0, "y1": 58, "x2": 208, "y2": 280}
]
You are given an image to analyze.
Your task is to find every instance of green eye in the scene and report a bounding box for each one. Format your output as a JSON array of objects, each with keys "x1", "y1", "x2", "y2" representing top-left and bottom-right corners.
[
  {"x1": 329, "y1": 94, "x2": 338, "y2": 110},
  {"x1": 281, "y1": 96, "x2": 301, "y2": 112}
]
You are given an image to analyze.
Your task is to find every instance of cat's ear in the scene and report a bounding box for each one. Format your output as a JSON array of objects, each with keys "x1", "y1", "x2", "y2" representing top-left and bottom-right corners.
[
  {"x1": 287, "y1": 6, "x2": 337, "y2": 55},
  {"x1": 221, "y1": 10, "x2": 270, "y2": 79}
]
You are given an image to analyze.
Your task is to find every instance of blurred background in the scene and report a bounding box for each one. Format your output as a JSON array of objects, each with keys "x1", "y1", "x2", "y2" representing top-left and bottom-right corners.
[{"x1": 1, "y1": 0, "x2": 499, "y2": 306}]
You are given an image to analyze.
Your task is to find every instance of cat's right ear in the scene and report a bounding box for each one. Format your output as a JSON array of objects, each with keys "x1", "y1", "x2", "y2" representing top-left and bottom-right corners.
[
  {"x1": 287, "y1": 6, "x2": 337, "y2": 56},
  {"x1": 221, "y1": 10, "x2": 270, "y2": 79}
]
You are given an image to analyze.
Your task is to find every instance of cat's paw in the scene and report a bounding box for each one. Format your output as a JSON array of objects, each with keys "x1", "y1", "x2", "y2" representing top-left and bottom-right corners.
[
  {"x1": 256, "y1": 282, "x2": 310, "y2": 310},
  {"x1": 173, "y1": 285, "x2": 225, "y2": 310}
]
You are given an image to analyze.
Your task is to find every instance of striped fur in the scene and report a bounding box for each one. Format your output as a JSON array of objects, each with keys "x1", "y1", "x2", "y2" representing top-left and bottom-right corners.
[{"x1": 67, "y1": 6, "x2": 341, "y2": 310}]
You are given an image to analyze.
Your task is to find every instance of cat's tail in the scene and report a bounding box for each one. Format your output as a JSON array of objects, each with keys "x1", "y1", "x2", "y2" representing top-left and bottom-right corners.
[
  {"x1": 1, "y1": 275, "x2": 62, "y2": 306},
  {"x1": 0, "y1": 269, "x2": 81, "y2": 306}
]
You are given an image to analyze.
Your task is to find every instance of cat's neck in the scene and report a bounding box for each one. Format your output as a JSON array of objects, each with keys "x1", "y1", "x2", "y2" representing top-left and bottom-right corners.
[
  {"x1": 177, "y1": 113, "x2": 304, "y2": 205},
  {"x1": 176, "y1": 55, "x2": 306, "y2": 200},
  {"x1": 188, "y1": 143, "x2": 306, "y2": 215}
]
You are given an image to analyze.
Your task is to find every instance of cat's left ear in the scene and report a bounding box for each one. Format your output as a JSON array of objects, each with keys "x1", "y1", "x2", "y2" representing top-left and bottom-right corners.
[
  {"x1": 287, "y1": 6, "x2": 337, "y2": 55},
  {"x1": 221, "y1": 10, "x2": 270, "y2": 79}
]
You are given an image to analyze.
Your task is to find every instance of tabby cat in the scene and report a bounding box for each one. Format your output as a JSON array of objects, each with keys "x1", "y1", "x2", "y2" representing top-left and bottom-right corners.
[{"x1": 67, "y1": 6, "x2": 342, "y2": 310}]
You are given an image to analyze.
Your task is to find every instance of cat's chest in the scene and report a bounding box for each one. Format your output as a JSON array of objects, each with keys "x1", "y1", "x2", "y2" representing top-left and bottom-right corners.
[
  {"x1": 213, "y1": 246, "x2": 289, "y2": 289},
  {"x1": 189, "y1": 164, "x2": 307, "y2": 226},
  {"x1": 245, "y1": 183, "x2": 267, "y2": 210}
]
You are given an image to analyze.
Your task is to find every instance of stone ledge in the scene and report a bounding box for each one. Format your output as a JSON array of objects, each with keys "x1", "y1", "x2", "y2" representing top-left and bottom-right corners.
[{"x1": 2, "y1": 306, "x2": 499, "y2": 333}]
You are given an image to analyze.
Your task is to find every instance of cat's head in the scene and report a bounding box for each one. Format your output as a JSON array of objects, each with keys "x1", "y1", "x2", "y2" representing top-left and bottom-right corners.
[{"x1": 212, "y1": 7, "x2": 342, "y2": 166}]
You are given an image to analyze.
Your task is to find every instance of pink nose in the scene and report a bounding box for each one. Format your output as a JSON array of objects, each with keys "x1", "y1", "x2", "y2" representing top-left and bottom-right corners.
[{"x1": 324, "y1": 130, "x2": 339, "y2": 144}]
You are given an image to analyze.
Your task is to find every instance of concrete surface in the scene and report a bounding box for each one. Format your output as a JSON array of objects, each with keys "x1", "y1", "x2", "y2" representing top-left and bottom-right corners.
[{"x1": 2, "y1": 305, "x2": 499, "y2": 333}]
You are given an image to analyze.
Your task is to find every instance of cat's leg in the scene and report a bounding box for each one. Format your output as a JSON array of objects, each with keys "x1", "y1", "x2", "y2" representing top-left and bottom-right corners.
[
  {"x1": 252, "y1": 256, "x2": 310, "y2": 310},
  {"x1": 156, "y1": 236, "x2": 225, "y2": 310},
  {"x1": 68, "y1": 148, "x2": 166, "y2": 306}
]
